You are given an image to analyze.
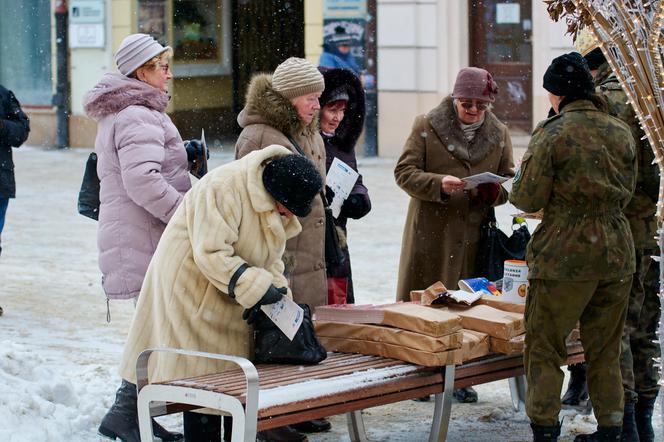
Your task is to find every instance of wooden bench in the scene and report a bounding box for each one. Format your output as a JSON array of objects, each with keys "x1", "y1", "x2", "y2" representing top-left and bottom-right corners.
[{"x1": 136, "y1": 342, "x2": 585, "y2": 442}]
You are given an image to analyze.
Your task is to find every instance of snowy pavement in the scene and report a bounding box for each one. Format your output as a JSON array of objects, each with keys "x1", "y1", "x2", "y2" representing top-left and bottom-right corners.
[{"x1": 1, "y1": 145, "x2": 661, "y2": 441}]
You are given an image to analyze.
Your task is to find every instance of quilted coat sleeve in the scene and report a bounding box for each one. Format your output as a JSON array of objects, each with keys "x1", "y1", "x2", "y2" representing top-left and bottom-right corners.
[
  {"x1": 114, "y1": 108, "x2": 184, "y2": 223},
  {"x1": 187, "y1": 179, "x2": 275, "y2": 309}
]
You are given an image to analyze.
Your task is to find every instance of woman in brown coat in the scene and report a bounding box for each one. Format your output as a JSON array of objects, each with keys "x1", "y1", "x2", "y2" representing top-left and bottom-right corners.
[
  {"x1": 395, "y1": 67, "x2": 514, "y2": 300},
  {"x1": 394, "y1": 67, "x2": 514, "y2": 403}
]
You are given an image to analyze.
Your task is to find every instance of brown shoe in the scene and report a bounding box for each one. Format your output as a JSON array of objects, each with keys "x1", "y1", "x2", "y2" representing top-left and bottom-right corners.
[
  {"x1": 291, "y1": 418, "x2": 332, "y2": 433},
  {"x1": 257, "y1": 425, "x2": 307, "y2": 442}
]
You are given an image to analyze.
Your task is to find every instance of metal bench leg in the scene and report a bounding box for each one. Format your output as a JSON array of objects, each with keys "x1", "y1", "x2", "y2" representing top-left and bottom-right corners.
[
  {"x1": 346, "y1": 410, "x2": 369, "y2": 442},
  {"x1": 430, "y1": 364, "x2": 455, "y2": 442},
  {"x1": 508, "y1": 375, "x2": 527, "y2": 412},
  {"x1": 137, "y1": 384, "x2": 256, "y2": 442}
]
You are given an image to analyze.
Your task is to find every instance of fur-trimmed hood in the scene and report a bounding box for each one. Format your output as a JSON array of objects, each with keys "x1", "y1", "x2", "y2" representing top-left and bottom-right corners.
[
  {"x1": 319, "y1": 67, "x2": 365, "y2": 152},
  {"x1": 427, "y1": 95, "x2": 506, "y2": 166},
  {"x1": 83, "y1": 72, "x2": 169, "y2": 121},
  {"x1": 237, "y1": 73, "x2": 318, "y2": 137}
]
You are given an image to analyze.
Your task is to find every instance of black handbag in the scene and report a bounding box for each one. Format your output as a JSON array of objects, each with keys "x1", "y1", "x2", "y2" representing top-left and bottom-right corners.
[
  {"x1": 475, "y1": 208, "x2": 531, "y2": 282},
  {"x1": 253, "y1": 303, "x2": 328, "y2": 365},
  {"x1": 77, "y1": 152, "x2": 101, "y2": 220}
]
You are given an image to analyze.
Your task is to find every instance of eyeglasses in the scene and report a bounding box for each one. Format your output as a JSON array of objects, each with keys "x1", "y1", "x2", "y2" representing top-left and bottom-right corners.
[
  {"x1": 157, "y1": 63, "x2": 171, "y2": 73},
  {"x1": 459, "y1": 101, "x2": 489, "y2": 111}
]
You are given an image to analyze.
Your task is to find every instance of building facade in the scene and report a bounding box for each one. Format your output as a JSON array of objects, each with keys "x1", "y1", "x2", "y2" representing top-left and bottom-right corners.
[{"x1": 0, "y1": 0, "x2": 573, "y2": 155}]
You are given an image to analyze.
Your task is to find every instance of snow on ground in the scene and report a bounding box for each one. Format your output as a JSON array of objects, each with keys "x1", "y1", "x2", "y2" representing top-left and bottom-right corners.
[{"x1": 0, "y1": 145, "x2": 661, "y2": 441}]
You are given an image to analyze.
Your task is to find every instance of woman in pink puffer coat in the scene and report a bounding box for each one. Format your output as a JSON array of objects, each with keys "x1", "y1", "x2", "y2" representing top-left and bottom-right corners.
[
  {"x1": 84, "y1": 34, "x2": 190, "y2": 442},
  {"x1": 83, "y1": 35, "x2": 191, "y2": 304}
]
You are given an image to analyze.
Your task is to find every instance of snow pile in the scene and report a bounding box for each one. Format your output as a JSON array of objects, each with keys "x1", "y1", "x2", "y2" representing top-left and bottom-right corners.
[{"x1": 0, "y1": 340, "x2": 116, "y2": 441}]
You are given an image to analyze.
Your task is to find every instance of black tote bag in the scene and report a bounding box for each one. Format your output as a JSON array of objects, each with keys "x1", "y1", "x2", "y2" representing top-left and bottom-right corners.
[
  {"x1": 475, "y1": 208, "x2": 531, "y2": 282},
  {"x1": 253, "y1": 304, "x2": 327, "y2": 365},
  {"x1": 77, "y1": 152, "x2": 101, "y2": 220}
]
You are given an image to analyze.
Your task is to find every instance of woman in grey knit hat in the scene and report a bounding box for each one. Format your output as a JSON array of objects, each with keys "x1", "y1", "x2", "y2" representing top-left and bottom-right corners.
[{"x1": 235, "y1": 57, "x2": 331, "y2": 442}]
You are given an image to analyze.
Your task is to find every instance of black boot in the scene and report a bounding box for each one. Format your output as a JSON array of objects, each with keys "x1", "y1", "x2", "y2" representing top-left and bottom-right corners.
[
  {"x1": 98, "y1": 380, "x2": 141, "y2": 442},
  {"x1": 635, "y1": 396, "x2": 656, "y2": 442},
  {"x1": 574, "y1": 426, "x2": 622, "y2": 441},
  {"x1": 98, "y1": 379, "x2": 183, "y2": 442},
  {"x1": 183, "y1": 411, "x2": 221, "y2": 442},
  {"x1": 621, "y1": 402, "x2": 639, "y2": 442},
  {"x1": 453, "y1": 387, "x2": 478, "y2": 403},
  {"x1": 530, "y1": 422, "x2": 561, "y2": 441},
  {"x1": 562, "y1": 363, "x2": 589, "y2": 406}
]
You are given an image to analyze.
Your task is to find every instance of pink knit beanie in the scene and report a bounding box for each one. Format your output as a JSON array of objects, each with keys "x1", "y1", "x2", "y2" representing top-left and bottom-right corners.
[
  {"x1": 115, "y1": 34, "x2": 169, "y2": 76},
  {"x1": 452, "y1": 67, "x2": 499, "y2": 103}
]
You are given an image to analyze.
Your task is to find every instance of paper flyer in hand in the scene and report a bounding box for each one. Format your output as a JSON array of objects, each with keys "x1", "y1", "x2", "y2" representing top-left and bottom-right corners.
[
  {"x1": 326, "y1": 157, "x2": 359, "y2": 218},
  {"x1": 462, "y1": 172, "x2": 509, "y2": 189},
  {"x1": 261, "y1": 296, "x2": 304, "y2": 341}
]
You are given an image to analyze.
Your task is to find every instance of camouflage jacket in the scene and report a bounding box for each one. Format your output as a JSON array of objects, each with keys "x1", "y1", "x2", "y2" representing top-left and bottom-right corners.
[
  {"x1": 510, "y1": 100, "x2": 636, "y2": 280},
  {"x1": 595, "y1": 62, "x2": 659, "y2": 249}
]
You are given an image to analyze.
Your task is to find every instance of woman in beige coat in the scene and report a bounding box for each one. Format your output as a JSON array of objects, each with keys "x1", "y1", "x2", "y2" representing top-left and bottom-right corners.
[
  {"x1": 109, "y1": 146, "x2": 322, "y2": 442},
  {"x1": 394, "y1": 68, "x2": 514, "y2": 402}
]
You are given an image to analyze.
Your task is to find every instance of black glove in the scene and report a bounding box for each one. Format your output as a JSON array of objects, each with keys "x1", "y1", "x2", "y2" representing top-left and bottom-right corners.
[
  {"x1": 341, "y1": 194, "x2": 371, "y2": 219},
  {"x1": 242, "y1": 285, "x2": 287, "y2": 325},
  {"x1": 324, "y1": 185, "x2": 335, "y2": 206},
  {"x1": 184, "y1": 139, "x2": 207, "y2": 162}
]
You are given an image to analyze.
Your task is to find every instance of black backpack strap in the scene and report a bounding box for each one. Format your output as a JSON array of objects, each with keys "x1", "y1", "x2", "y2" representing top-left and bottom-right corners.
[{"x1": 228, "y1": 263, "x2": 249, "y2": 299}]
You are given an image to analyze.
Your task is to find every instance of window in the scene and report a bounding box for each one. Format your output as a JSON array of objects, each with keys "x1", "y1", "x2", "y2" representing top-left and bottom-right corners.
[
  {"x1": 0, "y1": 0, "x2": 52, "y2": 105},
  {"x1": 137, "y1": 0, "x2": 230, "y2": 77}
]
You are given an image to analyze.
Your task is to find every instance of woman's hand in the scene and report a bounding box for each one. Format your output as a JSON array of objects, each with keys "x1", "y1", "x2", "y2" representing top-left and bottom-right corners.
[{"x1": 441, "y1": 175, "x2": 465, "y2": 194}]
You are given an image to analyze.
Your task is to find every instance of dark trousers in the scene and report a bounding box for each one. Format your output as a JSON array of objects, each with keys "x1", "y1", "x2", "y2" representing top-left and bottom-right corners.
[{"x1": 525, "y1": 277, "x2": 631, "y2": 427}]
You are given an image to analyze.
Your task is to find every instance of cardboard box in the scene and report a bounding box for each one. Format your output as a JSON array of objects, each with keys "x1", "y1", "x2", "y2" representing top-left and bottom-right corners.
[
  {"x1": 445, "y1": 304, "x2": 525, "y2": 340},
  {"x1": 318, "y1": 335, "x2": 463, "y2": 367},
  {"x1": 490, "y1": 334, "x2": 525, "y2": 355},
  {"x1": 461, "y1": 329, "x2": 490, "y2": 362},
  {"x1": 315, "y1": 303, "x2": 462, "y2": 337},
  {"x1": 315, "y1": 321, "x2": 463, "y2": 352}
]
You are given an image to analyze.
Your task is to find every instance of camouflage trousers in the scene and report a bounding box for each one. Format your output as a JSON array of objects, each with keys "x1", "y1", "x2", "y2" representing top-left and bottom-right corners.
[
  {"x1": 621, "y1": 248, "x2": 662, "y2": 403},
  {"x1": 525, "y1": 277, "x2": 631, "y2": 427}
]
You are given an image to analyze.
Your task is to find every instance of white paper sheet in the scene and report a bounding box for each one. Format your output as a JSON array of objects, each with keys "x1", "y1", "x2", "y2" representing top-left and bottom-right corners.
[
  {"x1": 462, "y1": 172, "x2": 509, "y2": 189},
  {"x1": 261, "y1": 296, "x2": 304, "y2": 341},
  {"x1": 326, "y1": 157, "x2": 359, "y2": 218}
]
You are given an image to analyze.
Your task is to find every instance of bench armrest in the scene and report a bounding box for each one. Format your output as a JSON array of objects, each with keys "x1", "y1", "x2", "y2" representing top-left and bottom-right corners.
[{"x1": 136, "y1": 348, "x2": 259, "y2": 405}]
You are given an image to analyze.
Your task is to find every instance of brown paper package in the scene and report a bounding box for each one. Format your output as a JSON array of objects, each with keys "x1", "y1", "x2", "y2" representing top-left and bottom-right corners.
[
  {"x1": 489, "y1": 334, "x2": 525, "y2": 355},
  {"x1": 318, "y1": 335, "x2": 463, "y2": 367},
  {"x1": 315, "y1": 303, "x2": 462, "y2": 337},
  {"x1": 444, "y1": 304, "x2": 525, "y2": 340},
  {"x1": 315, "y1": 321, "x2": 463, "y2": 352},
  {"x1": 461, "y1": 329, "x2": 490, "y2": 362}
]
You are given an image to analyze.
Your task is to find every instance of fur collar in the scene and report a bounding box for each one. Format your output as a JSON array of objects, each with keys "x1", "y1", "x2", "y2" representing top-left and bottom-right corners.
[
  {"x1": 83, "y1": 73, "x2": 169, "y2": 121},
  {"x1": 237, "y1": 73, "x2": 318, "y2": 137},
  {"x1": 427, "y1": 95, "x2": 506, "y2": 166}
]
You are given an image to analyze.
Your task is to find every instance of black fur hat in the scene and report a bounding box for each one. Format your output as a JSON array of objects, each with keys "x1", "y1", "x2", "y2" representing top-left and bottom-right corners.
[
  {"x1": 543, "y1": 52, "x2": 594, "y2": 97},
  {"x1": 262, "y1": 154, "x2": 323, "y2": 217}
]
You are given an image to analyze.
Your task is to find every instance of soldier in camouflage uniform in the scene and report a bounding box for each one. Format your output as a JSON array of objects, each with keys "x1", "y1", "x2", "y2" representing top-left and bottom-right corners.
[
  {"x1": 562, "y1": 33, "x2": 661, "y2": 442},
  {"x1": 510, "y1": 52, "x2": 637, "y2": 442}
]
